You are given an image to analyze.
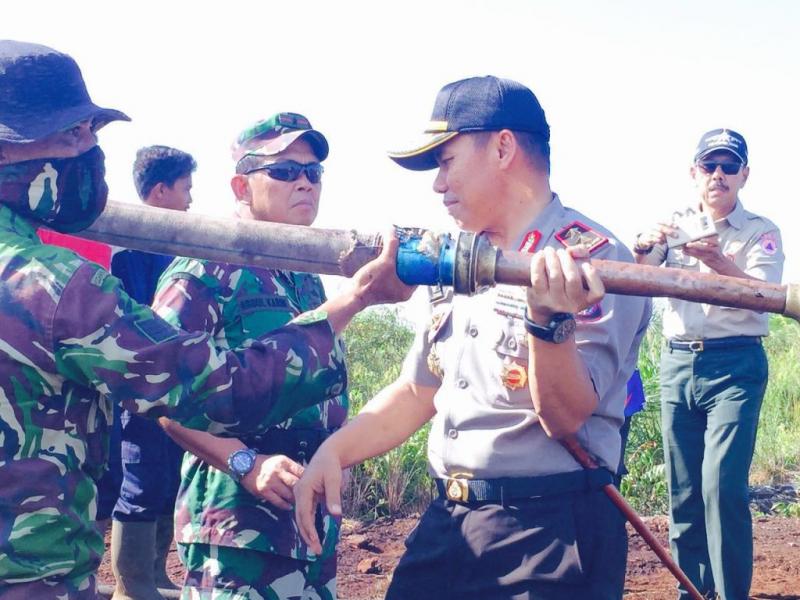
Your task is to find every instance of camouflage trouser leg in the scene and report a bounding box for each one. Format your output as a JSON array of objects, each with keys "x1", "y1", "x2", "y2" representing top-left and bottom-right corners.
[
  {"x1": 0, "y1": 572, "x2": 98, "y2": 599},
  {"x1": 179, "y1": 543, "x2": 337, "y2": 600}
]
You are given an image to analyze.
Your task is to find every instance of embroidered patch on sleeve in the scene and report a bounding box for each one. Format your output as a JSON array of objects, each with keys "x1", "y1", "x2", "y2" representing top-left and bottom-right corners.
[
  {"x1": 758, "y1": 232, "x2": 779, "y2": 256},
  {"x1": 555, "y1": 221, "x2": 609, "y2": 254},
  {"x1": 134, "y1": 317, "x2": 179, "y2": 344}
]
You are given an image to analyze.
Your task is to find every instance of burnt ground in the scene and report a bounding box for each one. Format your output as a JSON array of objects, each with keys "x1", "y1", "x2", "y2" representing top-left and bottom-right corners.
[{"x1": 97, "y1": 515, "x2": 800, "y2": 599}]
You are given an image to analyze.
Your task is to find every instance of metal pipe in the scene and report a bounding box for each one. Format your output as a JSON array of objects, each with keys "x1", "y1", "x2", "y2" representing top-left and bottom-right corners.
[
  {"x1": 80, "y1": 202, "x2": 800, "y2": 321},
  {"x1": 83, "y1": 202, "x2": 382, "y2": 277},
  {"x1": 495, "y1": 250, "x2": 800, "y2": 320}
]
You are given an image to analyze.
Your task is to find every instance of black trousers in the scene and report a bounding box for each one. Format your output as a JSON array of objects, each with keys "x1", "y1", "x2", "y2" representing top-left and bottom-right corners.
[{"x1": 386, "y1": 488, "x2": 627, "y2": 600}]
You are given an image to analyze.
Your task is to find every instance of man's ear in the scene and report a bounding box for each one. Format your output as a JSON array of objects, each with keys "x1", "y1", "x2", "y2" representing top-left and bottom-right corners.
[
  {"x1": 230, "y1": 174, "x2": 251, "y2": 203},
  {"x1": 143, "y1": 182, "x2": 165, "y2": 205},
  {"x1": 740, "y1": 165, "x2": 750, "y2": 188},
  {"x1": 496, "y1": 129, "x2": 517, "y2": 169}
]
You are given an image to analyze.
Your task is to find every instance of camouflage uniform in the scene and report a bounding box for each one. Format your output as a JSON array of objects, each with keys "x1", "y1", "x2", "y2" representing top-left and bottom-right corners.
[
  {"x1": 0, "y1": 205, "x2": 346, "y2": 598},
  {"x1": 154, "y1": 258, "x2": 346, "y2": 600}
]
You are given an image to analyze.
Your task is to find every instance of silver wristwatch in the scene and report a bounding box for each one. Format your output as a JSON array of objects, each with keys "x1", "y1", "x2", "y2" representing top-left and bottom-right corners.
[{"x1": 227, "y1": 448, "x2": 257, "y2": 482}]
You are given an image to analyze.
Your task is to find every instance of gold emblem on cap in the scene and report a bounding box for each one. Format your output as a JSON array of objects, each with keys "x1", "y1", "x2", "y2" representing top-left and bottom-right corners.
[
  {"x1": 425, "y1": 120, "x2": 450, "y2": 133},
  {"x1": 501, "y1": 362, "x2": 527, "y2": 390}
]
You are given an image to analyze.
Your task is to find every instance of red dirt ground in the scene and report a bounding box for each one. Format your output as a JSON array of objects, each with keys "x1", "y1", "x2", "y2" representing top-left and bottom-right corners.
[{"x1": 98, "y1": 515, "x2": 800, "y2": 599}]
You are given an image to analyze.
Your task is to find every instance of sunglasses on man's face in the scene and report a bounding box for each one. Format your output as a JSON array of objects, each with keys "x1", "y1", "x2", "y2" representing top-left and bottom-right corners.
[
  {"x1": 245, "y1": 160, "x2": 324, "y2": 183},
  {"x1": 697, "y1": 160, "x2": 743, "y2": 176}
]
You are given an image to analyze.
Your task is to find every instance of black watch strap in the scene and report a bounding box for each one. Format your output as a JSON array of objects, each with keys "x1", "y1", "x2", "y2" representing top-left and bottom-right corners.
[{"x1": 523, "y1": 311, "x2": 576, "y2": 344}]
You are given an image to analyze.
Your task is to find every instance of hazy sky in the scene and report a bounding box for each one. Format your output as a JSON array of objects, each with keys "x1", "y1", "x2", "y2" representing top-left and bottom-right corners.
[{"x1": 6, "y1": 0, "x2": 800, "y2": 293}]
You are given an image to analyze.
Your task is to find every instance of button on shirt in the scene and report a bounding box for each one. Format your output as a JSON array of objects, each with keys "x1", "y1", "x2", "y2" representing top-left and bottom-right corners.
[
  {"x1": 401, "y1": 195, "x2": 652, "y2": 479},
  {"x1": 639, "y1": 201, "x2": 783, "y2": 339}
]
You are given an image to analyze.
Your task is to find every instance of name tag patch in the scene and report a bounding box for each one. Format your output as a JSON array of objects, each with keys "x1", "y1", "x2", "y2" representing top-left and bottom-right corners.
[{"x1": 238, "y1": 295, "x2": 291, "y2": 315}]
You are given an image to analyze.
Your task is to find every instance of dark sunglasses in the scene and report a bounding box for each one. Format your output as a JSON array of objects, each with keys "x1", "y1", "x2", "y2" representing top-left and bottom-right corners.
[
  {"x1": 244, "y1": 160, "x2": 324, "y2": 183},
  {"x1": 697, "y1": 160, "x2": 743, "y2": 175}
]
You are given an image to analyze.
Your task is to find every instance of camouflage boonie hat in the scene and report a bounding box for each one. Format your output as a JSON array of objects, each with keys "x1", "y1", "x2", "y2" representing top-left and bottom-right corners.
[
  {"x1": 0, "y1": 40, "x2": 130, "y2": 143},
  {"x1": 231, "y1": 112, "x2": 329, "y2": 164}
]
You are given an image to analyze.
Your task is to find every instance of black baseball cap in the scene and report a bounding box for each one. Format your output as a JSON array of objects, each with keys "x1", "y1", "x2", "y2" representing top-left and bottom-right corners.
[
  {"x1": 388, "y1": 76, "x2": 550, "y2": 171},
  {"x1": 0, "y1": 40, "x2": 130, "y2": 144},
  {"x1": 694, "y1": 128, "x2": 748, "y2": 165}
]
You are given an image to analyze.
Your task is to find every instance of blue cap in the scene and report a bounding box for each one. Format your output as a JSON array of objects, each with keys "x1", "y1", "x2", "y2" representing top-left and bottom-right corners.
[
  {"x1": 0, "y1": 40, "x2": 130, "y2": 143},
  {"x1": 388, "y1": 76, "x2": 550, "y2": 171},
  {"x1": 694, "y1": 128, "x2": 748, "y2": 165}
]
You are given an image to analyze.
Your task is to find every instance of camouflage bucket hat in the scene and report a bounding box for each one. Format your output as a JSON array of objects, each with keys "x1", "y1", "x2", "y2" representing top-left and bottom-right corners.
[
  {"x1": 0, "y1": 40, "x2": 130, "y2": 143},
  {"x1": 231, "y1": 112, "x2": 329, "y2": 164}
]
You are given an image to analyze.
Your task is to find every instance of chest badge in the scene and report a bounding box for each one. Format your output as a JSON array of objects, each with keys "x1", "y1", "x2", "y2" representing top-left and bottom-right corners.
[{"x1": 501, "y1": 361, "x2": 528, "y2": 390}]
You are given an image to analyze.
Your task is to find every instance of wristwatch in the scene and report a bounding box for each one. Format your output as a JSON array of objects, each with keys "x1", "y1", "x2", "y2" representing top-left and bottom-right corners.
[
  {"x1": 632, "y1": 235, "x2": 653, "y2": 255},
  {"x1": 523, "y1": 311, "x2": 576, "y2": 344},
  {"x1": 227, "y1": 448, "x2": 257, "y2": 482}
]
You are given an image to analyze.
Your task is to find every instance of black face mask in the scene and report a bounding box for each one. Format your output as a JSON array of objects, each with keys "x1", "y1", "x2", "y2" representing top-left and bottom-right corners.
[{"x1": 0, "y1": 145, "x2": 108, "y2": 233}]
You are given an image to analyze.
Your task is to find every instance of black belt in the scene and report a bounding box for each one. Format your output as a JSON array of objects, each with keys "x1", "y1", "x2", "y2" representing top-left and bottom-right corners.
[
  {"x1": 248, "y1": 428, "x2": 330, "y2": 463},
  {"x1": 435, "y1": 468, "x2": 614, "y2": 504},
  {"x1": 667, "y1": 336, "x2": 761, "y2": 352}
]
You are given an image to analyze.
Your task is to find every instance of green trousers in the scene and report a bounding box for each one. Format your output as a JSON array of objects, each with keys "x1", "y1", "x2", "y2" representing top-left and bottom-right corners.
[
  {"x1": 660, "y1": 340, "x2": 767, "y2": 600},
  {"x1": 179, "y1": 542, "x2": 336, "y2": 600}
]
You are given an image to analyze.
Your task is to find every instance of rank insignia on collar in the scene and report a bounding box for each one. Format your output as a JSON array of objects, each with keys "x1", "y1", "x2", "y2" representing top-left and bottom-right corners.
[
  {"x1": 555, "y1": 221, "x2": 609, "y2": 254},
  {"x1": 500, "y1": 362, "x2": 527, "y2": 390},
  {"x1": 518, "y1": 230, "x2": 542, "y2": 254}
]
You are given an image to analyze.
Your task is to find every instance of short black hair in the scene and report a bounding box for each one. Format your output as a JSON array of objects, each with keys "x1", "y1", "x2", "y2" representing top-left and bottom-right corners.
[
  {"x1": 133, "y1": 145, "x2": 197, "y2": 200},
  {"x1": 472, "y1": 130, "x2": 550, "y2": 174}
]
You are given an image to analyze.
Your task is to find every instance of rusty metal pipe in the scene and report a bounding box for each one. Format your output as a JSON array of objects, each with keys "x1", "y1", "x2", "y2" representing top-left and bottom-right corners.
[
  {"x1": 83, "y1": 202, "x2": 382, "y2": 277},
  {"x1": 496, "y1": 250, "x2": 800, "y2": 321},
  {"x1": 81, "y1": 203, "x2": 800, "y2": 321}
]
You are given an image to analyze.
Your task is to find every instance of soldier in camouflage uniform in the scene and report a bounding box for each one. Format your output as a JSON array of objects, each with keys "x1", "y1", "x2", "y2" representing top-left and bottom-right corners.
[
  {"x1": 158, "y1": 113, "x2": 345, "y2": 600},
  {"x1": 0, "y1": 41, "x2": 412, "y2": 599}
]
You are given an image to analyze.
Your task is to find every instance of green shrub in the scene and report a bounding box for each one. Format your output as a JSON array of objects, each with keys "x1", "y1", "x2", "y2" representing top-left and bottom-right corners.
[{"x1": 341, "y1": 308, "x2": 431, "y2": 518}]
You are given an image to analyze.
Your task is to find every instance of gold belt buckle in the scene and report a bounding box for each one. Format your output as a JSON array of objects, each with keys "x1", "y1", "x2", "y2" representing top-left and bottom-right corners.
[{"x1": 445, "y1": 473, "x2": 470, "y2": 502}]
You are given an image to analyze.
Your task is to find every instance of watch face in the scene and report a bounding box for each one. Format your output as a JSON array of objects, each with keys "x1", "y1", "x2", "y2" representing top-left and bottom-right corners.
[
  {"x1": 552, "y1": 317, "x2": 577, "y2": 343},
  {"x1": 231, "y1": 451, "x2": 254, "y2": 472}
]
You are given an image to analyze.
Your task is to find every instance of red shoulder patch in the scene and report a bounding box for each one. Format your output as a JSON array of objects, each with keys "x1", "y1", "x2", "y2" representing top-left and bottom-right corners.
[{"x1": 555, "y1": 221, "x2": 609, "y2": 254}]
